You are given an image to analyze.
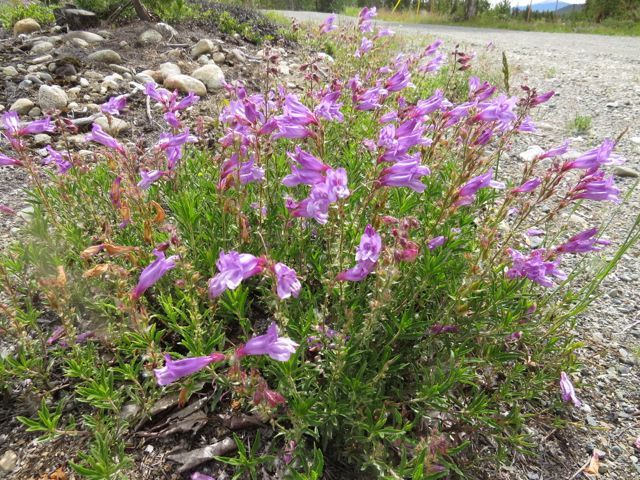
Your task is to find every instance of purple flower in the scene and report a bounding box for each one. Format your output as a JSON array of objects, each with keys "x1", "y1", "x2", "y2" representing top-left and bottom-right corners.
[
  {"x1": 145, "y1": 82, "x2": 175, "y2": 107},
  {"x1": 358, "y1": 6, "x2": 377, "y2": 33},
  {"x1": 569, "y1": 168, "x2": 620, "y2": 203},
  {"x1": 540, "y1": 141, "x2": 569, "y2": 159},
  {"x1": 137, "y1": 169, "x2": 165, "y2": 190},
  {"x1": 429, "y1": 324, "x2": 459, "y2": 334},
  {"x1": 101, "y1": 95, "x2": 127, "y2": 115},
  {"x1": 272, "y1": 95, "x2": 318, "y2": 139},
  {"x1": 287, "y1": 185, "x2": 331, "y2": 224},
  {"x1": 419, "y1": 52, "x2": 445, "y2": 73},
  {"x1": 314, "y1": 90, "x2": 343, "y2": 122},
  {"x1": 410, "y1": 89, "x2": 446, "y2": 118},
  {"x1": 355, "y1": 37, "x2": 374, "y2": 58},
  {"x1": 274, "y1": 263, "x2": 301, "y2": 299},
  {"x1": 219, "y1": 154, "x2": 265, "y2": 189},
  {"x1": 512, "y1": 177, "x2": 541, "y2": 193},
  {"x1": 427, "y1": 236, "x2": 446, "y2": 250},
  {"x1": 531, "y1": 90, "x2": 555, "y2": 106},
  {"x1": 385, "y1": 63, "x2": 412, "y2": 92},
  {"x1": 47, "y1": 325, "x2": 65, "y2": 345},
  {"x1": 154, "y1": 352, "x2": 226, "y2": 386},
  {"x1": 132, "y1": 249, "x2": 178, "y2": 299},
  {"x1": 473, "y1": 94, "x2": 518, "y2": 131},
  {"x1": 157, "y1": 130, "x2": 197, "y2": 170},
  {"x1": 555, "y1": 228, "x2": 610, "y2": 254},
  {"x1": 456, "y1": 169, "x2": 505, "y2": 206},
  {"x1": 354, "y1": 86, "x2": 388, "y2": 111},
  {"x1": 325, "y1": 167, "x2": 350, "y2": 201},
  {"x1": 282, "y1": 147, "x2": 329, "y2": 187},
  {"x1": 43, "y1": 145, "x2": 71, "y2": 174},
  {"x1": 86, "y1": 123, "x2": 125, "y2": 155},
  {"x1": 518, "y1": 116, "x2": 537, "y2": 133},
  {"x1": 319, "y1": 13, "x2": 337, "y2": 34},
  {"x1": 164, "y1": 111, "x2": 182, "y2": 129},
  {"x1": 208, "y1": 251, "x2": 266, "y2": 298},
  {"x1": 237, "y1": 322, "x2": 299, "y2": 361},
  {"x1": 338, "y1": 225, "x2": 381, "y2": 282},
  {"x1": 377, "y1": 119, "x2": 428, "y2": 163},
  {"x1": 191, "y1": 473, "x2": 215, "y2": 480},
  {"x1": 0, "y1": 153, "x2": 22, "y2": 167},
  {"x1": 2, "y1": 112, "x2": 55, "y2": 136},
  {"x1": 175, "y1": 92, "x2": 200, "y2": 110},
  {"x1": 378, "y1": 155, "x2": 430, "y2": 193},
  {"x1": 422, "y1": 39, "x2": 443, "y2": 57},
  {"x1": 559, "y1": 372, "x2": 581, "y2": 407},
  {"x1": 563, "y1": 139, "x2": 623, "y2": 170},
  {"x1": 0, "y1": 204, "x2": 16, "y2": 215},
  {"x1": 506, "y1": 248, "x2": 567, "y2": 288}
]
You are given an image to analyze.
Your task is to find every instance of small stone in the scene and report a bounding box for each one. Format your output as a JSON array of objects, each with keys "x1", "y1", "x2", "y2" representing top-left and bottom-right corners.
[
  {"x1": 197, "y1": 55, "x2": 211, "y2": 65},
  {"x1": 611, "y1": 446, "x2": 623, "y2": 456},
  {"x1": 613, "y1": 166, "x2": 639, "y2": 178},
  {"x1": 598, "y1": 462, "x2": 609, "y2": 474},
  {"x1": 119, "y1": 402, "x2": 140, "y2": 420},
  {"x1": 191, "y1": 64, "x2": 225, "y2": 92},
  {"x1": 144, "y1": 444, "x2": 154, "y2": 454},
  {"x1": 230, "y1": 48, "x2": 246, "y2": 63},
  {"x1": 28, "y1": 107, "x2": 41, "y2": 118},
  {"x1": 94, "y1": 116, "x2": 130, "y2": 136},
  {"x1": 191, "y1": 39, "x2": 217, "y2": 58},
  {"x1": 139, "y1": 29, "x2": 163, "y2": 45},
  {"x1": 605, "y1": 102, "x2": 619, "y2": 108},
  {"x1": 3, "y1": 66, "x2": 19, "y2": 77},
  {"x1": 164, "y1": 74, "x2": 207, "y2": 96},
  {"x1": 79, "y1": 77, "x2": 90, "y2": 87},
  {"x1": 211, "y1": 52, "x2": 226, "y2": 64},
  {"x1": 631, "y1": 455, "x2": 638, "y2": 463},
  {"x1": 87, "y1": 49, "x2": 122, "y2": 64},
  {"x1": 9, "y1": 98, "x2": 35, "y2": 115},
  {"x1": 33, "y1": 134, "x2": 51, "y2": 146},
  {"x1": 586, "y1": 415, "x2": 598, "y2": 426},
  {"x1": 585, "y1": 442, "x2": 595, "y2": 454},
  {"x1": 70, "y1": 38, "x2": 89, "y2": 48},
  {"x1": 0, "y1": 449, "x2": 17, "y2": 474},
  {"x1": 158, "y1": 62, "x2": 181, "y2": 81},
  {"x1": 65, "y1": 31, "x2": 104, "y2": 44},
  {"x1": 526, "y1": 474, "x2": 539, "y2": 480},
  {"x1": 29, "y1": 54, "x2": 53, "y2": 65},
  {"x1": 13, "y1": 18, "x2": 40, "y2": 35},
  {"x1": 630, "y1": 136, "x2": 640, "y2": 145},
  {"x1": 31, "y1": 41, "x2": 54, "y2": 55},
  {"x1": 38, "y1": 85, "x2": 68, "y2": 112},
  {"x1": 518, "y1": 146, "x2": 544, "y2": 162},
  {"x1": 109, "y1": 64, "x2": 134, "y2": 75}
]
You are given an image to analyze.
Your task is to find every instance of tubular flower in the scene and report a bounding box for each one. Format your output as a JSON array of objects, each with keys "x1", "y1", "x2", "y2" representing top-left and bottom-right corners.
[
  {"x1": 569, "y1": 168, "x2": 620, "y2": 203},
  {"x1": 540, "y1": 140, "x2": 569, "y2": 159},
  {"x1": 506, "y1": 248, "x2": 567, "y2": 288},
  {"x1": 86, "y1": 123, "x2": 126, "y2": 155},
  {"x1": 0, "y1": 153, "x2": 22, "y2": 167},
  {"x1": 419, "y1": 52, "x2": 445, "y2": 73},
  {"x1": 314, "y1": 90, "x2": 344, "y2": 122},
  {"x1": 337, "y1": 225, "x2": 381, "y2": 282},
  {"x1": 563, "y1": 139, "x2": 623, "y2": 170},
  {"x1": 2, "y1": 111, "x2": 55, "y2": 137},
  {"x1": 355, "y1": 37, "x2": 374, "y2": 58},
  {"x1": 378, "y1": 155, "x2": 430, "y2": 193},
  {"x1": 560, "y1": 372, "x2": 581, "y2": 407},
  {"x1": 274, "y1": 263, "x2": 301, "y2": 299},
  {"x1": 286, "y1": 184, "x2": 331, "y2": 224},
  {"x1": 218, "y1": 154, "x2": 265, "y2": 189},
  {"x1": 208, "y1": 251, "x2": 266, "y2": 298},
  {"x1": 319, "y1": 13, "x2": 337, "y2": 34},
  {"x1": 137, "y1": 169, "x2": 165, "y2": 190},
  {"x1": 555, "y1": 228, "x2": 610, "y2": 254},
  {"x1": 131, "y1": 249, "x2": 178, "y2": 299},
  {"x1": 427, "y1": 236, "x2": 446, "y2": 250},
  {"x1": 455, "y1": 168, "x2": 505, "y2": 206},
  {"x1": 512, "y1": 177, "x2": 541, "y2": 193},
  {"x1": 154, "y1": 352, "x2": 225, "y2": 386},
  {"x1": 101, "y1": 95, "x2": 127, "y2": 115},
  {"x1": 358, "y1": 6, "x2": 377, "y2": 33},
  {"x1": 473, "y1": 94, "x2": 518, "y2": 131},
  {"x1": 282, "y1": 147, "x2": 330, "y2": 187},
  {"x1": 237, "y1": 322, "x2": 299, "y2": 362},
  {"x1": 43, "y1": 145, "x2": 72, "y2": 174},
  {"x1": 531, "y1": 90, "x2": 555, "y2": 106}
]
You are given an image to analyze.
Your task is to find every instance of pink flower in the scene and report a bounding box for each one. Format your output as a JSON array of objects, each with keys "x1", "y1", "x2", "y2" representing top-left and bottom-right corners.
[
  {"x1": 0, "y1": 153, "x2": 22, "y2": 167},
  {"x1": 43, "y1": 146, "x2": 72, "y2": 174},
  {"x1": 555, "y1": 228, "x2": 610, "y2": 254},
  {"x1": 132, "y1": 249, "x2": 178, "y2": 299},
  {"x1": 137, "y1": 169, "x2": 165, "y2": 190},
  {"x1": 282, "y1": 147, "x2": 329, "y2": 187},
  {"x1": 319, "y1": 13, "x2": 337, "y2": 34},
  {"x1": 86, "y1": 123, "x2": 125, "y2": 155},
  {"x1": 101, "y1": 95, "x2": 127, "y2": 115},
  {"x1": 455, "y1": 169, "x2": 505, "y2": 206},
  {"x1": 355, "y1": 37, "x2": 373, "y2": 58},
  {"x1": 512, "y1": 178, "x2": 541, "y2": 193},
  {"x1": 559, "y1": 372, "x2": 581, "y2": 407},
  {"x1": 208, "y1": 251, "x2": 266, "y2": 298},
  {"x1": 338, "y1": 225, "x2": 381, "y2": 282},
  {"x1": 154, "y1": 352, "x2": 225, "y2": 386},
  {"x1": 274, "y1": 263, "x2": 301, "y2": 299},
  {"x1": 237, "y1": 322, "x2": 299, "y2": 362},
  {"x1": 427, "y1": 236, "x2": 446, "y2": 250},
  {"x1": 506, "y1": 248, "x2": 566, "y2": 288}
]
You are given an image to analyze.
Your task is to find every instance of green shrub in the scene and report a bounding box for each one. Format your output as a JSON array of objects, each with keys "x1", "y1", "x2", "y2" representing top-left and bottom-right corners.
[{"x1": 0, "y1": 1, "x2": 56, "y2": 29}]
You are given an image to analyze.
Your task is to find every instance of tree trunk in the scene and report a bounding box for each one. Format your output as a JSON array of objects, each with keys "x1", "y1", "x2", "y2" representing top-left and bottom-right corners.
[
  {"x1": 464, "y1": 0, "x2": 477, "y2": 19},
  {"x1": 131, "y1": 0, "x2": 152, "y2": 21}
]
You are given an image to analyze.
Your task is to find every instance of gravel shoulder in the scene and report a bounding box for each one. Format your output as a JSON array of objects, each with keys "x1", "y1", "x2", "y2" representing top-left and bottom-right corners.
[{"x1": 281, "y1": 11, "x2": 640, "y2": 480}]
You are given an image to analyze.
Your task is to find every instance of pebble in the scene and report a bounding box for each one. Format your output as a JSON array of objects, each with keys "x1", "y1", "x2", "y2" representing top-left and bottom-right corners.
[
  {"x1": 611, "y1": 445, "x2": 623, "y2": 456},
  {"x1": 33, "y1": 134, "x2": 51, "y2": 146},
  {"x1": 31, "y1": 41, "x2": 54, "y2": 55},
  {"x1": 0, "y1": 449, "x2": 18, "y2": 474},
  {"x1": 191, "y1": 64, "x2": 225, "y2": 91},
  {"x1": 65, "y1": 31, "x2": 104, "y2": 44},
  {"x1": 191, "y1": 38, "x2": 217, "y2": 58},
  {"x1": 87, "y1": 49, "x2": 122, "y2": 64},
  {"x1": 70, "y1": 37, "x2": 89, "y2": 48},
  {"x1": 139, "y1": 29, "x2": 163, "y2": 45},
  {"x1": 518, "y1": 146, "x2": 544, "y2": 162},
  {"x1": 13, "y1": 18, "x2": 40, "y2": 35},
  {"x1": 211, "y1": 52, "x2": 226, "y2": 64},
  {"x1": 158, "y1": 62, "x2": 181, "y2": 80},
  {"x1": 38, "y1": 85, "x2": 68, "y2": 112},
  {"x1": 630, "y1": 136, "x2": 640, "y2": 145},
  {"x1": 613, "y1": 166, "x2": 639, "y2": 178},
  {"x1": 94, "y1": 116, "x2": 130, "y2": 136},
  {"x1": 164, "y1": 74, "x2": 207, "y2": 96},
  {"x1": 2, "y1": 66, "x2": 19, "y2": 77},
  {"x1": 9, "y1": 98, "x2": 34, "y2": 115}
]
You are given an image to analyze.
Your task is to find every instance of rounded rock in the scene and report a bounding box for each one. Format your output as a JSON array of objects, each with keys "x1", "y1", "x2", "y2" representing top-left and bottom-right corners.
[
  {"x1": 13, "y1": 18, "x2": 40, "y2": 35},
  {"x1": 9, "y1": 98, "x2": 35, "y2": 115},
  {"x1": 158, "y1": 62, "x2": 181, "y2": 81},
  {"x1": 163, "y1": 74, "x2": 207, "y2": 96},
  {"x1": 65, "y1": 31, "x2": 104, "y2": 44},
  {"x1": 191, "y1": 39, "x2": 217, "y2": 58},
  {"x1": 3, "y1": 66, "x2": 19, "y2": 77},
  {"x1": 31, "y1": 41, "x2": 54, "y2": 55},
  {"x1": 139, "y1": 29, "x2": 163, "y2": 45},
  {"x1": 38, "y1": 85, "x2": 68, "y2": 112},
  {"x1": 191, "y1": 64, "x2": 225, "y2": 92},
  {"x1": 87, "y1": 49, "x2": 122, "y2": 64}
]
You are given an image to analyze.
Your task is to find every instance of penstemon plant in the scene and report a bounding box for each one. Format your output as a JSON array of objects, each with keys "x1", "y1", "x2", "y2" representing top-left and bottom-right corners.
[{"x1": 1, "y1": 7, "x2": 638, "y2": 479}]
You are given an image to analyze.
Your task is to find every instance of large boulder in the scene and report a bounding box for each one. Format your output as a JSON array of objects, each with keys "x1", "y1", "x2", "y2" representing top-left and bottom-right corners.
[
  {"x1": 54, "y1": 8, "x2": 99, "y2": 30},
  {"x1": 164, "y1": 74, "x2": 207, "y2": 96},
  {"x1": 192, "y1": 64, "x2": 225, "y2": 92},
  {"x1": 38, "y1": 85, "x2": 68, "y2": 112},
  {"x1": 13, "y1": 18, "x2": 40, "y2": 35}
]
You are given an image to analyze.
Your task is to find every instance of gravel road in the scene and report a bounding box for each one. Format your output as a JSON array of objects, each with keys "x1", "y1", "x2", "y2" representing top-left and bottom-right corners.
[{"x1": 280, "y1": 11, "x2": 640, "y2": 479}]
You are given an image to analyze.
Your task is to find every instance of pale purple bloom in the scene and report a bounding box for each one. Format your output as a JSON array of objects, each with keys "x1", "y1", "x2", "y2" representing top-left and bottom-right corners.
[
  {"x1": 527, "y1": 228, "x2": 545, "y2": 237},
  {"x1": 518, "y1": 116, "x2": 537, "y2": 133},
  {"x1": 428, "y1": 236, "x2": 446, "y2": 250},
  {"x1": 132, "y1": 249, "x2": 178, "y2": 299},
  {"x1": 43, "y1": 145, "x2": 71, "y2": 174},
  {"x1": 282, "y1": 147, "x2": 329, "y2": 187},
  {"x1": 154, "y1": 352, "x2": 225, "y2": 386},
  {"x1": 2, "y1": 112, "x2": 55, "y2": 136},
  {"x1": 47, "y1": 325, "x2": 65, "y2": 345},
  {"x1": 355, "y1": 37, "x2": 374, "y2": 58},
  {"x1": 422, "y1": 39, "x2": 443, "y2": 57},
  {"x1": 237, "y1": 322, "x2": 299, "y2": 361},
  {"x1": 191, "y1": 473, "x2": 215, "y2": 480},
  {"x1": 86, "y1": 123, "x2": 126, "y2": 155},
  {"x1": 0, "y1": 204, "x2": 16, "y2": 215},
  {"x1": 531, "y1": 90, "x2": 555, "y2": 106},
  {"x1": 456, "y1": 169, "x2": 505, "y2": 206},
  {"x1": 354, "y1": 86, "x2": 388, "y2": 111},
  {"x1": 385, "y1": 63, "x2": 412, "y2": 92},
  {"x1": 137, "y1": 169, "x2": 165, "y2": 190},
  {"x1": 468, "y1": 77, "x2": 497, "y2": 101},
  {"x1": 555, "y1": 228, "x2": 610, "y2": 254},
  {"x1": 274, "y1": 263, "x2": 301, "y2": 299},
  {"x1": 314, "y1": 90, "x2": 343, "y2": 122},
  {"x1": 164, "y1": 111, "x2": 182, "y2": 129},
  {"x1": 377, "y1": 120, "x2": 428, "y2": 163},
  {"x1": 506, "y1": 248, "x2": 567, "y2": 288},
  {"x1": 569, "y1": 168, "x2": 620, "y2": 203},
  {"x1": 0, "y1": 153, "x2": 22, "y2": 167},
  {"x1": 101, "y1": 95, "x2": 127, "y2": 115},
  {"x1": 512, "y1": 177, "x2": 541, "y2": 193},
  {"x1": 375, "y1": 28, "x2": 395, "y2": 39},
  {"x1": 319, "y1": 13, "x2": 337, "y2": 34},
  {"x1": 563, "y1": 139, "x2": 623, "y2": 170},
  {"x1": 273, "y1": 95, "x2": 318, "y2": 139},
  {"x1": 157, "y1": 130, "x2": 197, "y2": 170},
  {"x1": 338, "y1": 225, "x2": 381, "y2": 281},
  {"x1": 410, "y1": 90, "x2": 446, "y2": 118},
  {"x1": 474, "y1": 94, "x2": 518, "y2": 131},
  {"x1": 145, "y1": 82, "x2": 175, "y2": 107},
  {"x1": 540, "y1": 141, "x2": 570, "y2": 159},
  {"x1": 419, "y1": 52, "x2": 445, "y2": 73},
  {"x1": 442, "y1": 102, "x2": 473, "y2": 127},
  {"x1": 379, "y1": 156, "x2": 430, "y2": 193},
  {"x1": 358, "y1": 6, "x2": 376, "y2": 33},
  {"x1": 208, "y1": 250, "x2": 266, "y2": 298},
  {"x1": 175, "y1": 92, "x2": 200, "y2": 110},
  {"x1": 219, "y1": 154, "x2": 264, "y2": 189},
  {"x1": 287, "y1": 185, "x2": 331, "y2": 224},
  {"x1": 559, "y1": 372, "x2": 581, "y2": 407},
  {"x1": 325, "y1": 167, "x2": 350, "y2": 201}
]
